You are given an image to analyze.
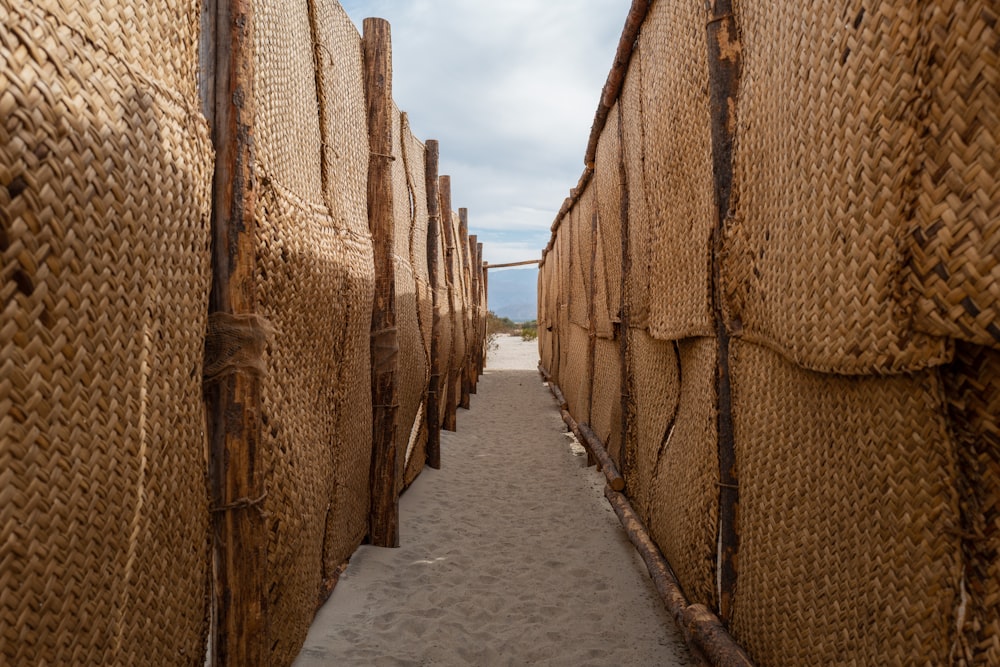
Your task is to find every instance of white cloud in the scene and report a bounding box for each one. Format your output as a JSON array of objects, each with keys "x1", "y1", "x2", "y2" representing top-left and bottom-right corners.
[{"x1": 340, "y1": 0, "x2": 623, "y2": 260}]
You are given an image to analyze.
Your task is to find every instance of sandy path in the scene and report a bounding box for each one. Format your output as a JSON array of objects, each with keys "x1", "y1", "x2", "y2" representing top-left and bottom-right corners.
[{"x1": 294, "y1": 335, "x2": 695, "y2": 666}]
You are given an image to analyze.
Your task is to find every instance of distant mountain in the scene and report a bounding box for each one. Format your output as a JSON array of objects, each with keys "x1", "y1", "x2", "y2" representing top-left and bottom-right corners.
[{"x1": 487, "y1": 267, "x2": 538, "y2": 322}]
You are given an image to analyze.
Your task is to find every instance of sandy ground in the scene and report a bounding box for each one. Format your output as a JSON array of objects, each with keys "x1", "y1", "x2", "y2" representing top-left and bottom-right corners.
[{"x1": 293, "y1": 335, "x2": 695, "y2": 666}]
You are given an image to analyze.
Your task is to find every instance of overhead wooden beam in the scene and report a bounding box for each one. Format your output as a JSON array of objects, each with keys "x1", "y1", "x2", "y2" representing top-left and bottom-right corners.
[
  {"x1": 364, "y1": 16, "x2": 401, "y2": 549},
  {"x1": 484, "y1": 259, "x2": 541, "y2": 270}
]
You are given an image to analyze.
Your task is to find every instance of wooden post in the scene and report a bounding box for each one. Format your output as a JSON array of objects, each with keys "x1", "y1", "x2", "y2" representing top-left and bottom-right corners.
[
  {"x1": 458, "y1": 209, "x2": 472, "y2": 410},
  {"x1": 616, "y1": 102, "x2": 637, "y2": 484},
  {"x1": 481, "y1": 261, "x2": 488, "y2": 370},
  {"x1": 424, "y1": 140, "x2": 442, "y2": 469},
  {"x1": 706, "y1": 0, "x2": 742, "y2": 624},
  {"x1": 204, "y1": 0, "x2": 267, "y2": 664},
  {"x1": 468, "y1": 234, "x2": 479, "y2": 394},
  {"x1": 439, "y1": 176, "x2": 459, "y2": 431},
  {"x1": 364, "y1": 17, "x2": 400, "y2": 548},
  {"x1": 584, "y1": 207, "x2": 599, "y2": 466},
  {"x1": 477, "y1": 243, "x2": 485, "y2": 374}
]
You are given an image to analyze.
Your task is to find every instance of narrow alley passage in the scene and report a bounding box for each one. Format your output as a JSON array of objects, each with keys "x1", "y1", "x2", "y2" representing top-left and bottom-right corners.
[{"x1": 293, "y1": 335, "x2": 696, "y2": 666}]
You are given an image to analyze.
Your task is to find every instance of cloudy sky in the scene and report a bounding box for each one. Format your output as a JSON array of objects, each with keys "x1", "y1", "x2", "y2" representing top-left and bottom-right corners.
[{"x1": 339, "y1": 0, "x2": 626, "y2": 266}]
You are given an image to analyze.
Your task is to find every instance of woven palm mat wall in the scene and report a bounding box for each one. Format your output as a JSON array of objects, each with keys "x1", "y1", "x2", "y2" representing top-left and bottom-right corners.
[
  {"x1": 589, "y1": 338, "x2": 623, "y2": 464},
  {"x1": 1, "y1": 2, "x2": 213, "y2": 664},
  {"x1": 723, "y1": 0, "x2": 979, "y2": 374},
  {"x1": 254, "y1": 0, "x2": 374, "y2": 662},
  {"x1": 620, "y1": 60, "x2": 651, "y2": 331},
  {"x1": 402, "y1": 122, "x2": 431, "y2": 484},
  {"x1": 730, "y1": 340, "x2": 961, "y2": 664},
  {"x1": 561, "y1": 323, "x2": 592, "y2": 426},
  {"x1": 638, "y1": 0, "x2": 714, "y2": 342},
  {"x1": 594, "y1": 105, "x2": 623, "y2": 339},
  {"x1": 390, "y1": 106, "x2": 427, "y2": 482}
]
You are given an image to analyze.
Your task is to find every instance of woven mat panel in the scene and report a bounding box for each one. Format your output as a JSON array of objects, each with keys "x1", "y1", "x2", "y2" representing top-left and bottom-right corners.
[
  {"x1": 945, "y1": 343, "x2": 1000, "y2": 665},
  {"x1": 402, "y1": 123, "x2": 432, "y2": 367},
  {"x1": 591, "y1": 225, "x2": 614, "y2": 340},
  {"x1": 594, "y1": 106, "x2": 623, "y2": 339},
  {"x1": 639, "y1": 0, "x2": 714, "y2": 342},
  {"x1": 620, "y1": 58, "x2": 651, "y2": 331},
  {"x1": 20, "y1": 1, "x2": 201, "y2": 99},
  {"x1": 589, "y1": 338, "x2": 623, "y2": 465},
  {"x1": 255, "y1": 0, "x2": 324, "y2": 204},
  {"x1": 312, "y1": 0, "x2": 369, "y2": 240},
  {"x1": 561, "y1": 323, "x2": 592, "y2": 425},
  {"x1": 909, "y1": 1, "x2": 1000, "y2": 349},
  {"x1": 730, "y1": 339, "x2": 961, "y2": 665},
  {"x1": 723, "y1": 1, "x2": 950, "y2": 374},
  {"x1": 620, "y1": 330, "x2": 675, "y2": 521},
  {"x1": 255, "y1": 185, "x2": 375, "y2": 666},
  {"x1": 0, "y1": 6, "x2": 213, "y2": 663},
  {"x1": 448, "y1": 211, "x2": 467, "y2": 380},
  {"x1": 391, "y1": 109, "x2": 426, "y2": 473},
  {"x1": 556, "y1": 304, "x2": 570, "y2": 386},
  {"x1": 645, "y1": 337, "x2": 719, "y2": 610},
  {"x1": 435, "y1": 229, "x2": 453, "y2": 426},
  {"x1": 568, "y1": 201, "x2": 591, "y2": 329}
]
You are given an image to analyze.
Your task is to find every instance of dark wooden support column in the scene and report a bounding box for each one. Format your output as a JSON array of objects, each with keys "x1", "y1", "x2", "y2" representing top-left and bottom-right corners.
[
  {"x1": 364, "y1": 17, "x2": 401, "y2": 548},
  {"x1": 424, "y1": 140, "x2": 442, "y2": 469},
  {"x1": 439, "y1": 176, "x2": 459, "y2": 431},
  {"x1": 477, "y1": 243, "x2": 485, "y2": 374},
  {"x1": 705, "y1": 0, "x2": 742, "y2": 623},
  {"x1": 468, "y1": 234, "x2": 479, "y2": 394},
  {"x1": 204, "y1": 0, "x2": 267, "y2": 663},
  {"x1": 458, "y1": 209, "x2": 472, "y2": 409}
]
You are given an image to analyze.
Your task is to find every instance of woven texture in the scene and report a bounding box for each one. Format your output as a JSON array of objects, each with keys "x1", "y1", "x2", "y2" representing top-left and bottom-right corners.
[
  {"x1": 730, "y1": 340, "x2": 961, "y2": 665},
  {"x1": 646, "y1": 337, "x2": 719, "y2": 610},
  {"x1": 620, "y1": 59, "x2": 651, "y2": 331},
  {"x1": 589, "y1": 338, "x2": 622, "y2": 464},
  {"x1": 947, "y1": 343, "x2": 1000, "y2": 666},
  {"x1": 254, "y1": 2, "x2": 374, "y2": 662},
  {"x1": 561, "y1": 323, "x2": 591, "y2": 425},
  {"x1": 909, "y1": 1, "x2": 1000, "y2": 348},
  {"x1": 435, "y1": 217, "x2": 453, "y2": 426},
  {"x1": 568, "y1": 199, "x2": 592, "y2": 328},
  {"x1": 1, "y1": 3, "x2": 212, "y2": 663},
  {"x1": 725, "y1": 0, "x2": 952, "y2": 374},
  {"x1": 401, "y1": 121, "x2": 430, "y2": 482},
  {"x1": 594, "y1": 107, "x2": 623, "y2": 339},
  {"x1": 391, "y1": 107, "x2": 427, "y2": 479},
  {"x1": 621, "y1": 330, "x2": 678, "y2": 523},
  {"x1": 639, "y1": 0, "x2": 714, "y2": 342}
]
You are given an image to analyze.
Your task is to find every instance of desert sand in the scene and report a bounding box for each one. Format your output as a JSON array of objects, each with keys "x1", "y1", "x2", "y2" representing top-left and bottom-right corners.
[{"x1": 293, "y1": 334, "x2": 695, "y2": 666}]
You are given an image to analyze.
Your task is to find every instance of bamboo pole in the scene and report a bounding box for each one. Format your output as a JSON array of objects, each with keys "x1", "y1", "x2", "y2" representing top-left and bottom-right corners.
[
  {"x1": 438, "y1": 176, "x2": 459, "y2": 432},
  {"x1": 364, "y1": 17, "x2": 401, "y2": 548},
  {"x1": 603, "y1": 488, "x2": 755, "y2": 667},
  {"x1": 458, "y1": 209, "x2": 472, "y2": 409},
  {"x1": 424, "y1": 141, "x2": 442, "y2": 469},
  {"x1": 204, "y1": 0, "x2": 267, "y2": 663},
  {"x1": 616, "y1": 101, "x2": 637, "y2": 484},
  {"x1": 706, "y1": 0, "x2": 742, "y2": 623}
]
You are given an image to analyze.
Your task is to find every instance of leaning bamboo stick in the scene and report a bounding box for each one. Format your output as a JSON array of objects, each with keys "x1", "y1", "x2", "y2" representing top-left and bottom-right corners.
[
  {"x1": 204, "y1": 0, "x2": 267, "y2": 663},
  {"x1": 364, "y1": 17, "x2": 401, "y2": 548}
]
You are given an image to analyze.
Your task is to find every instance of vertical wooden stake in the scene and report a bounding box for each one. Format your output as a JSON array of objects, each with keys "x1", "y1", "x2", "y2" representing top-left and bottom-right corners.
[
  {"x1": 458, "y1": 209, "x2": 472, "y2": 410},
  {"x1": 477, "y1": 244, "x2": 485, "y2": 373},
  {"x1": 424, "y1": 140, "x2": 442, "y2": 469},
  {"x1": 205, "y1": 0, "x2": 267, "y2": 664},
  {"x1": 468, "y1": 234, "x2": 479, "y2": 394},
  {"x1": 706, "y1": 0, "x2": 742, "y2": 623},
  {"x1": 439, "y1": 176, "x2": 459, "y2": 432},
  {"x1": 481, "y1": 262, "x2": 488, "y2": 370},
  {"x1": 616, "y1": 103, "x2": 636, "y2": 484},
  {"x1": 364, "y1": 17, "x2": 400, "y2": 548}
]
